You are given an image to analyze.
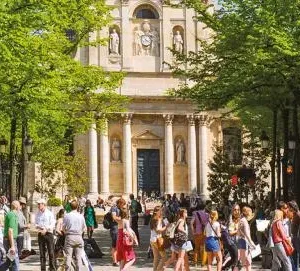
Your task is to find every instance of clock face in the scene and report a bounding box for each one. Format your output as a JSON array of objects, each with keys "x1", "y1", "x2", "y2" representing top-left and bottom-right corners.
[{"x1": 141, "y1": 35, "x2": 152, "y2": 47}]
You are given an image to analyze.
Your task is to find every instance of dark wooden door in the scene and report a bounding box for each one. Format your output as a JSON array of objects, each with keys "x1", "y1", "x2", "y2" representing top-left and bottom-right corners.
[{"x1": 137, "y1": 149, "x2": 160, "y2": 195}]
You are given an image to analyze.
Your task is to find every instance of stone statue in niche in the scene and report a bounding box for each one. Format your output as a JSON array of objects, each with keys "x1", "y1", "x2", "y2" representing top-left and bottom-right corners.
[
  {"x1": 111, "y1": 137, "x2": 121, "y2": 162},
  {"x1": 175, "y1": 138, "x2": 185, "y2": 164},
  {"x1": 109, "y1": 29, "x2": 120, "y2": 55},
  {"x1": 133, "y1": 21, "x2": 160, "y2": 56},
  {"x1": 173, "y1": 30, "x2": 184, "y2": 53}
]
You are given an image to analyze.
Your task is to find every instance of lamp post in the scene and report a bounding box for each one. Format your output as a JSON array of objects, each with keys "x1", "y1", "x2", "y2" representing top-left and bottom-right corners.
[{"x1": 260, "y1": 131, "x2": 270, "y2": 150}]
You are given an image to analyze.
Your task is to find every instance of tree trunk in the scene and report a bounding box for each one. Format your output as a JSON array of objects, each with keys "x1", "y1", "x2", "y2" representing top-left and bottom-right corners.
[
  {"x1": 271, "y1": 109, "x2": 277, "y2": 207},
  {"x1": 292, "y1": 101, "x2": 300, "y2": 205},
  {"x1": 9, "y1": 117, "x2": 17, "y2": 201},
  {"x1": 281, "y1": 108, "x2": 289, "y2": 202}
]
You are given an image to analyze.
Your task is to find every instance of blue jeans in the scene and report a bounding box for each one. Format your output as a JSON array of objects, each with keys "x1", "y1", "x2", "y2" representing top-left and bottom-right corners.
[{"x1": 0, "y1": 239, "x2": 19, "y2": 271}]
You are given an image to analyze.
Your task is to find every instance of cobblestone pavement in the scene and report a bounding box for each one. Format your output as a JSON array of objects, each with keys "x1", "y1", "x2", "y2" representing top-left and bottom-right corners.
[{"x1": 20, "y1": 224, "x2": 270, "y2": 271}]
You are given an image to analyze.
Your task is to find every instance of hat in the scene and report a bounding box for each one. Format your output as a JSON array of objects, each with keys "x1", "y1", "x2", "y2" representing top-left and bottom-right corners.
[
  {"x1": 37, "y1": 198, "x2": 46, "y2": 205},
  {"x1": 19, "y1": 197, "x2": 27, "y2": 205}
]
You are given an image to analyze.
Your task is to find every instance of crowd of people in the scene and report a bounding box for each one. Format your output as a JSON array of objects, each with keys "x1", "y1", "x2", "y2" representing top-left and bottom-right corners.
[{"x1": 0, "y1": 192, "x2": 299, "y2": 271}]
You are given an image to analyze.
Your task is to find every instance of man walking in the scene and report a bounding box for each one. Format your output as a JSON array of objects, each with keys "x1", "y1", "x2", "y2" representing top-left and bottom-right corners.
[
  {"x1": 0, "y1": 200, "x2": 20, "y2": 271},
  {"x1": 129, "y1": 194, "x2": 141, "y2": 244},
  {"x1": 35, "y1": 198, "x2": 56, "y2": 271},
  {"x1": 62, "y1": 200, "x2": 86, "y2": 271}
]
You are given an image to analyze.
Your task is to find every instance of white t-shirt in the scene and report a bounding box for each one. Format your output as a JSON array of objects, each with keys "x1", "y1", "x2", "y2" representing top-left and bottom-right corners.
[
  {"x1": 205, "y1": 221, "x2": 220, "y2": 237},
  {"x1": 150, "y1": 220, "x2": 163, "y2": 242}
]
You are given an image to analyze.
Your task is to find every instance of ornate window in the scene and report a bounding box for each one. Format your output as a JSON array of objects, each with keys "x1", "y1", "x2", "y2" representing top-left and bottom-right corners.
[
  {"x1": 133, "y1": 5, "x2": 159, "y2": 19},
  {"x1": 223, "y1": 127, "x2": 242, "y2": 165}
]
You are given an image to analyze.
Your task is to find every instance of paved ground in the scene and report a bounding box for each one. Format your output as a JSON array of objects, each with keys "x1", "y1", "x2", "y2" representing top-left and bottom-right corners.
[{"x1": 19, "y1": 223, "x2": 270, "y2": 270}]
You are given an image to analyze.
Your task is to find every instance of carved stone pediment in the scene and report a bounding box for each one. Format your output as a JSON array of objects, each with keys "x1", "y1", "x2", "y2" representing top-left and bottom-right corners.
[{"x1": 133, "y1": 129, "x2": 161, "y2": 140}]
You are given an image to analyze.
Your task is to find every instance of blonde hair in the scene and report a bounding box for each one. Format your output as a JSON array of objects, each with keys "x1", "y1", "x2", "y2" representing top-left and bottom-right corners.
[
  {"x1": 210, "y1": 210, "x2": 218, "y2": 222},
  {"x1": 274, "y1": 209, "x2": 283, "y2": 221}
]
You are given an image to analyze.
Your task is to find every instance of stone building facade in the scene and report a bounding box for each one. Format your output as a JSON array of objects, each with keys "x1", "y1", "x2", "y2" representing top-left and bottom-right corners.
[{"x1": 73, "y1": 0, "x2": 236, "y2": 200}]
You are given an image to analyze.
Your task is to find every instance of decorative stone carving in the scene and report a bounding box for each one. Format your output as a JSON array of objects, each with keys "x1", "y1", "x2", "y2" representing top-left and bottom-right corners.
[
  {"x1": 173, "y1": 30, "x2": 183, "y2": 53},
  {"x1": 175, "y1": 138, "x2": 185, "y2": 164},
  {"x1": 163, "y1": 114, "x2": 174, "y2": 125},
  {"x1": 187, "y1": 114, "x2": 195, "y2": 125},
  {"x1": 133, "y1": 21, "x2": 160, "y2": 57},
  {"x1": 196, "y1": 114, "x2": 212, "y2": 126},
  {"x1": 111, "y1": 137, "x2": 121, "y2": 162},
  {"x1": 109, "y1": 29, "x2": 120, "y2": 55},
  {"x1": 122, "y1": 113, "x2": 133, "y2": 124}
]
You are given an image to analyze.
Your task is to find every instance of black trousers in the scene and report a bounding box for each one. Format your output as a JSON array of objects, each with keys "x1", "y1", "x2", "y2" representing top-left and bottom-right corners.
[
  {"x1": 223, "y1": 244, "x2": 238, "y2": 269},
  {"x1": 38, "y1": 232, "x2": 56, "y2": 271},
  {"x1": 131, "y1": 216, "x2": 140, "y2": 243}
]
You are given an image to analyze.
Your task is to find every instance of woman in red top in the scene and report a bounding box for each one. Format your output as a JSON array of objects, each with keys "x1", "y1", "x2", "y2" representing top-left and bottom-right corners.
[{"x1": 271, "y1": 209, "x2": 293, "y2": 271}]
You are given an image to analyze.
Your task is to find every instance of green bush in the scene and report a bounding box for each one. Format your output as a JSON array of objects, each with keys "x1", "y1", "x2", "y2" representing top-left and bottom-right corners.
[{"x1": 48, "y1": 197, "x2": 62, "y2": 206}]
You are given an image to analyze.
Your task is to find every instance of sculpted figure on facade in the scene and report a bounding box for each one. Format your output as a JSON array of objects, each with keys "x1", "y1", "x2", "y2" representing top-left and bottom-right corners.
[
  {"x1": 133, "y1": 21, "x2": 160, "y2": 56},
  {"x1": 175, "y1": 138, "x2": 185, "y2": 164},
  {"x1": 111, "y1": 137, "x2": 121, "y2": 162},
  {"x1": 109, "y1": 29, "x2": 120, "y2": 55},
  {"x1": 173, "y1": 30, "x2": 184, "y2": 53}
]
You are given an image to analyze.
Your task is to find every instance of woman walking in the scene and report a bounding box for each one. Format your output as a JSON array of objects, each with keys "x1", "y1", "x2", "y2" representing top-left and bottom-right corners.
[
  {"x1": 150, "y1": 206, "x2": 167, "y2": 271},
  {"x1": 238, "y1": 206, "x2": 256, "y2": 271},
  {"x1": 84, "y1": 199, "x2": 97, "y2": 239},
  {"x1": 54, "y1": 209, "x2": 65, "y2": 257},
  {"x1": 163, "y1": 209, "x2": 190, "y2": 271},
  {"x1": 205, "y1": 210, "x2": 222, "y2": 271},
  {"x1": 117, "y1": 208, "x2": 137, "y2": 271},
  {"x1": 271, "y1": 209, "x2": 293, "y2": 271},
  {"x1": 223, "y1": 204, "x2": 240, "y2": 270}
]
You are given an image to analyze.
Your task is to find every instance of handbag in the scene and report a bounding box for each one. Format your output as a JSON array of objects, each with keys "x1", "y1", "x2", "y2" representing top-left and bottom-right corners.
[
  {"x1": 173, "y1": 222, "x2": 188, "y2": 247},
  {"x1": 282, "y1": 239, "x2": 294, "y2": 256}
]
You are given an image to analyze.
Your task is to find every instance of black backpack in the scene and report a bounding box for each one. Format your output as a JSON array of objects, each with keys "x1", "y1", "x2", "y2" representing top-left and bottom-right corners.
[
  {"x1": 136, "y1": 201, "x2": 142, "y2": 213},
  {"x1": 103, "y1": 212, "x2": 113, "y2": 229}
]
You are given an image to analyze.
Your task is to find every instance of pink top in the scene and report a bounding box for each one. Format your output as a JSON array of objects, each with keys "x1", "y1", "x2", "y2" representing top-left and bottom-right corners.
[{"x1": 272, "y1": 220, "x2": 288, "y2": 244}]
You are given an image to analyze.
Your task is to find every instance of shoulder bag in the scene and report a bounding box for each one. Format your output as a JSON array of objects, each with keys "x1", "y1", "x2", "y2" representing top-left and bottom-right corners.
[{"x1": 173, "y1": 220, "x2": 188, "y2": 247}]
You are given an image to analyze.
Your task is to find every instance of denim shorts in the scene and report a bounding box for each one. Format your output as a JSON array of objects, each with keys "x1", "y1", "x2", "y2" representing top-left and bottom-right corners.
[
  {"x1": 238, "y1": 238, "x2": 247, "y2": 249},
  {"x1": 205, "y1": 236, "x2": 220, "y2": 252}
]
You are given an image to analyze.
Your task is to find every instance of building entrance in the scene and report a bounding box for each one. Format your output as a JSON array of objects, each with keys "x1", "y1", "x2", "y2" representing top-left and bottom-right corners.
[{"x1": 137, "y1": 149, "x2": 160, "y2": 196}]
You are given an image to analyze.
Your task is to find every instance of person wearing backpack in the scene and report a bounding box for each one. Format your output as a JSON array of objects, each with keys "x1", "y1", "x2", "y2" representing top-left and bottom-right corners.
[
  {"x1": 129, "y1": 194, "x2": 141, "y2": 244},
  {"x1": 111, "y1": 198, "x2": 126, "y2": 267},
  {"x1": 190, "y1": 202, "x2": 209, "y2": 267}
]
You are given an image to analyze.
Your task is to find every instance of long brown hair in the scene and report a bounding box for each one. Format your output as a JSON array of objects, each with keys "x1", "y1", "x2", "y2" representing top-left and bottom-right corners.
[{"x1": 150, "y1": 206, "x2": 161, "y2": 230}]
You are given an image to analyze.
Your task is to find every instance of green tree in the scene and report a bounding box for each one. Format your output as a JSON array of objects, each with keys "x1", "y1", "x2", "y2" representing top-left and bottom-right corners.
[
  {"x1": 169, "y1": 0, "x2": 300, "y2": 202},
  {"x1": 208, "y1": 135, "x2": 270, "y2": 204},
  {"x1": 0, "y1": 0, "x2": 127, "y2": 199}
]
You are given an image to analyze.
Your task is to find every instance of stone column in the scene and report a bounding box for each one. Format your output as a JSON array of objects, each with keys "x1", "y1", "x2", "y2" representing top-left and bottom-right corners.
[
  {"x1": 163, "y1": 114, "x2": 174, "y2": 194},
  {"x1": 100, "y1": 119, "x2": 109, "y2": 196},
  {"x1": 88, "y1": 123, "x2": 98, "y2": 199},
  {"x1": 197, "y1": 115, "x2": 210, "y2": 200},
  {"x1": 123, "y1": 113, "x2": 133, "y2": 195},
  {"x1": 187, "y1": 115, "x2": 197, "y2": 194}
]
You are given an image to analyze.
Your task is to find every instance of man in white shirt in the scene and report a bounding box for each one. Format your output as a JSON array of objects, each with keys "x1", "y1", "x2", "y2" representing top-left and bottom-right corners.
[
  {"x1": 35, "y1": 198, "x2": 56, "y2": 271},
  {"x1": 63, "y1": 200, "x2": 86, "y2": 271}
]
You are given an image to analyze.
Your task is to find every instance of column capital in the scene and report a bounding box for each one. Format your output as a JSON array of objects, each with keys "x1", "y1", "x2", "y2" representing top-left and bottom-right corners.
[
  {"x1": 163, "y1": 114, "x2": 174, "y2": 125},
  {"x1": 196, "y1": 114, "x2": 212, "y2": 126},
  {"x1": 187, "y1": 114, "x2": 195, "y2": 125},
  {"x1": 122, "y1": 113, "x2": 133, "y2": 124}
]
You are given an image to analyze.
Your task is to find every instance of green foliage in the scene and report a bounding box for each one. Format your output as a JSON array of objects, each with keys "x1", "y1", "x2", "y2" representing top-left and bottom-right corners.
[
  {"x1": 168, "y1": 0, "x2": 300, "y2": 137},
  {"x1": 48, "y1": 197, "x2": 62, "y2": 207},
  {"x1": 0, "y1": 0, "x2": 128, "y2": 193},
  {"x1": 208, "y1": 133, "x2": 270, "y2": 204}
]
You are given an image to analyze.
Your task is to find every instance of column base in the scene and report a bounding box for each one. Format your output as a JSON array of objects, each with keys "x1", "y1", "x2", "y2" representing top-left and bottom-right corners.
[
  {"x1": 99, "y1": 192, "x2": 110, "y2": 200},
  {"x1": 87, "y1": 192, "x2": 99, "y2": 204}
]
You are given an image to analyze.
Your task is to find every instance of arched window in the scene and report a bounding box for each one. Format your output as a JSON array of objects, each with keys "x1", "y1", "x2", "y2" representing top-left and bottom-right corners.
[
  {"x1": 133, "y1": 5, "x2": 159, "y2": 19},
  {"x1": 223, "y1": 127, "x2": 242, "y2": 165}
]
